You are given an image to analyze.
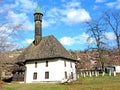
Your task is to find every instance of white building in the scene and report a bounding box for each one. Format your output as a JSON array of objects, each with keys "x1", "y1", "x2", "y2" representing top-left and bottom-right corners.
[
  {"x1": 114, "y1": 66, "x2": 120, "y2": 73},
  {"x1": 25, "y1": 57, "x2": 76, "y2": 83},
  {"x1": 13, "y1": 6, "x2": 77, "y2": 83}
]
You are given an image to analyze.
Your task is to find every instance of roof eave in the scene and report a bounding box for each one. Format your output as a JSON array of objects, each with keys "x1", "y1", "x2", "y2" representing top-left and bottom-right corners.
[{"x1": 25, "y1": 56, "x2": 78, "y2": 63}]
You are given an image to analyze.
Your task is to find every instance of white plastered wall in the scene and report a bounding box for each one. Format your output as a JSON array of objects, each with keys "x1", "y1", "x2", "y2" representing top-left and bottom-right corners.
[{"x1": 25, "y1": 59, "x2": 76, "y2": 83}]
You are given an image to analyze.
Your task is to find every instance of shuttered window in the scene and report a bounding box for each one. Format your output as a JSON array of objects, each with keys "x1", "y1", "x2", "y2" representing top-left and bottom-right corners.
[
  {"x1": 46, "y1": 61, "x2": 48, "y2": 67},
  {"x1": 33, "y1": 72, "x2": 37, "y2": 80},
  {"x1": 64, "y1": 60, "x2": 66, "y2": 67},
  {"x1": 71, "y1": 72, "x2": 73, "y2": 79},
  {"x1": 45, "y1": 72, "x2": 49, "y2": 79},
  {"x1": 35, "y1": 62, "x2": 37, "y2": 68},
  {"x1": 70, "y1": 62, "x2": 72, "y2": 68},
  {"x1": 65, "y1": 71, "x2": 67, "y2": 79}
]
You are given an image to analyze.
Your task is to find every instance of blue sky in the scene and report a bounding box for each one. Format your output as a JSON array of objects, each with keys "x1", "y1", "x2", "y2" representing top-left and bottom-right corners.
[{"x1": 0, "y1": 0, "x2": 118, "y2": 50}]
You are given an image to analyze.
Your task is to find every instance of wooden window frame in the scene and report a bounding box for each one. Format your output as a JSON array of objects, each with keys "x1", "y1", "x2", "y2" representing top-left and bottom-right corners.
[
  {"x1": 45, "y1": 72, "x2": 49, "y2": 79},
  {"x1": 33, "y1": 72, "x2": 37, "y2": 80}
]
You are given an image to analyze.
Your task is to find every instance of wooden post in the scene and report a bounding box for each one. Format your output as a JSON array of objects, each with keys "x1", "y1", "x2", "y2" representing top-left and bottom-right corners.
[
  {"x1": 95, "y1": 71, "x2": 98, "y2": 77},
  {"x1": 77, "y1": 74, "x2": 80, "y2": 78},
  {"x1": 102, "y1": 72, "x2": 105, "y2": 76},
  {"x1": 81, "y1": 72, "x2": 83, "y2": 76},
  {"x1": 83, "y1": 73, "x2": 86, "y2": 77},
  {"x1": 89, "y1": 72, "x2": 92, "y2": 77},
  {"x1": 109, "y1": 70, "x2": 111, "y2": 76},
  {"x1": 86, "y1": 71, "x2": 88, "y2": 76},
  {"x1": 92, "y1": 71, "x2": 94, "y2": 76},
  {"x1": 113, "y1": 71, "x2": 116, "y2": 77}
]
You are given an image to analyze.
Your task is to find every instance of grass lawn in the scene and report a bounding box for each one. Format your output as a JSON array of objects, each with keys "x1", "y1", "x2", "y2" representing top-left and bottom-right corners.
[{"x1": 0, "y1": 75, "x2": 120, "y2": 90}]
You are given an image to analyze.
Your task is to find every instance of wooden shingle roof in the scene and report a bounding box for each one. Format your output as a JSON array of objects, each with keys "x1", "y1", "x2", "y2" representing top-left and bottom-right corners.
[{"x1": 17, "y1": 35, "x2": 74, "y2": 62}]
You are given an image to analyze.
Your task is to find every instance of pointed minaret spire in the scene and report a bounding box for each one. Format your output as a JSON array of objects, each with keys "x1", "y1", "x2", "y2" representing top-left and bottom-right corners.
[{"x1": 34, "y1": 5, "x2": 43, "y2": 45}]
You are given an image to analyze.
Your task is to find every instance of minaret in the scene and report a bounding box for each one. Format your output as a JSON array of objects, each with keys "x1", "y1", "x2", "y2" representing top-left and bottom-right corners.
[{"x1": 34, "y1": 6, "x2": 43, "y2": 45}]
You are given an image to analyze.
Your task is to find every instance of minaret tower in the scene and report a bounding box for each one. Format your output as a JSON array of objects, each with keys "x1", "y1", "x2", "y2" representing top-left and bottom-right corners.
[{"x1": 34, "y1": 6, "x2": 43, "y2": 45}]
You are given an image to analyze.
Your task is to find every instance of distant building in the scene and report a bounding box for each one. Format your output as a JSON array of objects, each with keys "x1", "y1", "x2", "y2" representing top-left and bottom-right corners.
[{"x1": 105, "y1": 65, "x2": 120, "y2": 73}]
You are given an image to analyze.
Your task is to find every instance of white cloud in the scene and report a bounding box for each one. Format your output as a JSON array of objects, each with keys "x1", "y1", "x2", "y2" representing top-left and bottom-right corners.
[
  {"x1": 42, "y1": 20, "x2": 49, "y2": 28},
  {"x1": 63, "y1": 1, "x2": 81, "y2": 9},
  {"x1": 103, "y1": 32, "x2": 117, "y2": 48},
  {"x1": 61, "y1": 9, "x2": 91, "y2": 25},
  {"x1": 0, "y1": 0, "x2": 36, "y2": 31},
  {"x1": 0, "y1": 1, "x2": 19, "y2": 13},
  {"x1": 106, "y1": 2, "x2": 116, "y2": 8},
  {"x1": 42, "y1": 19, "x2": 56, "y2": 28},
  {"x1": 0, "y1": 25, "x2": 16, "y2": 41},
  {"x1": 60, "y1": 32, "x2": 116, "y2": 47},
  {"x1": 104, "y1": 32, "x2": 116, "y2": 41},
  {"x1": 60, "y1": 33, "x2": 92, "y2": 46},
  {"x1": 60, "y1": 37, "x2": 75, "y2": 46},
  {"x1": 16, "y1": 0, "x2": 37, "y2": 13},
  {"x1": 0, "y1": 25, "x2": 12, "y2": 33},
  {"x1": 95, "y1": 0, "x2": 106, "y2": 3},
  {"x1": 7, "y1": 11, "x2": 27, "y2": 24},
  {"x1": 44, "y1": 1, "x2": 91, "y2": 27},
  {"x1": 23, "y1": 38, "x2": 33, "y2": 44},
  {"x1": 106, "y1": 0, "x2": 120, "y2": 9},
  {"x1": 7, "y1": 11, "x2": 34, "y2": 31}
]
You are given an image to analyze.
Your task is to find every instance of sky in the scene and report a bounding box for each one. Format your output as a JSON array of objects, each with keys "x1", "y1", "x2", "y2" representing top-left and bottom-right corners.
[{"x1": 0, "y1": 0, "x2": 119, "y2": 50}]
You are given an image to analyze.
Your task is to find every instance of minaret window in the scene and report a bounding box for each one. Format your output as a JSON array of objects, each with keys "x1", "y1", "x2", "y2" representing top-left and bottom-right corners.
[
  {"x1": 36, "y1": 15, "x2": 39, "y2": 20},
  {"x1": 35, "y1": 14, "x2": 40, "y2": 21}
]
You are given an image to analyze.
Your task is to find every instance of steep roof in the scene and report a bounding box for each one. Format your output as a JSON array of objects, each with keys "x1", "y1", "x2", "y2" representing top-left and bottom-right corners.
[
  {"x1": 17, "y1": 35, "x2": 74, "y2": 62},
  {"x1": 35, "y1": 6, "x2": 41, "y2": 13}
]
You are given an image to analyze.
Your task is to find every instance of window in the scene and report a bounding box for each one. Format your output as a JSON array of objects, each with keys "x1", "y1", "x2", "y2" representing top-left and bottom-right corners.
[
  {"x1": 46, "y1": 61, "x2": 48, "y2": 67},
  {"x1": 33, "y1": 72, "x2": 37, "y2": 80},
  {"x1": 64, "y1": 60, "x2": 66, "y2": 67},
  {"x1": 70, "y1": 62, "x2": 72, "y2": 68},
  {"x1": 35, "y1": 62, "x2": 37, "y2": 68},
  {"x1": 65, "y1": 71, "x2": 67, "y2": 79},
  {"x1": 71, "y1": 72, "x2": 73, "y2": 79},
  {"x1": 45, "y1": 72, "x2": 49, "y2": 79}
]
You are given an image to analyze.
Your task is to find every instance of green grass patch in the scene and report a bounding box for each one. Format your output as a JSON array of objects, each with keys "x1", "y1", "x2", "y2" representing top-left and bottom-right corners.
[{"x1": 1, "y1": 75, "x2": 120, "y2": 90}]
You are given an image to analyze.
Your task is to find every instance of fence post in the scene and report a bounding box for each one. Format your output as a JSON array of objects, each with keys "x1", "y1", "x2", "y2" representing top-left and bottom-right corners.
[
  {"x1": 113, "y1": 71, "x2": 116, "y2": 77},
  {"x1": 95, "y1": 71, "x2": 98, "y2": 77},
  {"x1": 83, "y1": 73, "x2": 86, "y2": 77},
  {"x1": 89, "y1": 72, "x2": 92, "y2": 77},
  {"x1": 109, "y1": 70, "x2": 111, "y2": 76},
  {"x1": 102, "y1": 72, "x2": 105, "y2": 76}
]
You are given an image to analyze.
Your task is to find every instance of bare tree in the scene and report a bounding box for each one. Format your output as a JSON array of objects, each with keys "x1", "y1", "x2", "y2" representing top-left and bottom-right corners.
[
  {"x1": 86, "y1": 18, "x2": 107, "y2": 71},
  {"x1": 0, "y1": 5, "x2": 21, "y2": 79},
  {"x1": 104, "y1": 11, "x2": 120, "y2": 55},
  {"x1": 0, "y1": 23, "x2": 23, "y2": 80},
  {"x1": 0, "y1": 23, "x2": 22, "y2": 52},
  {"x1": 0, "y1": 0, "x2": 25, "y2": 80}
]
